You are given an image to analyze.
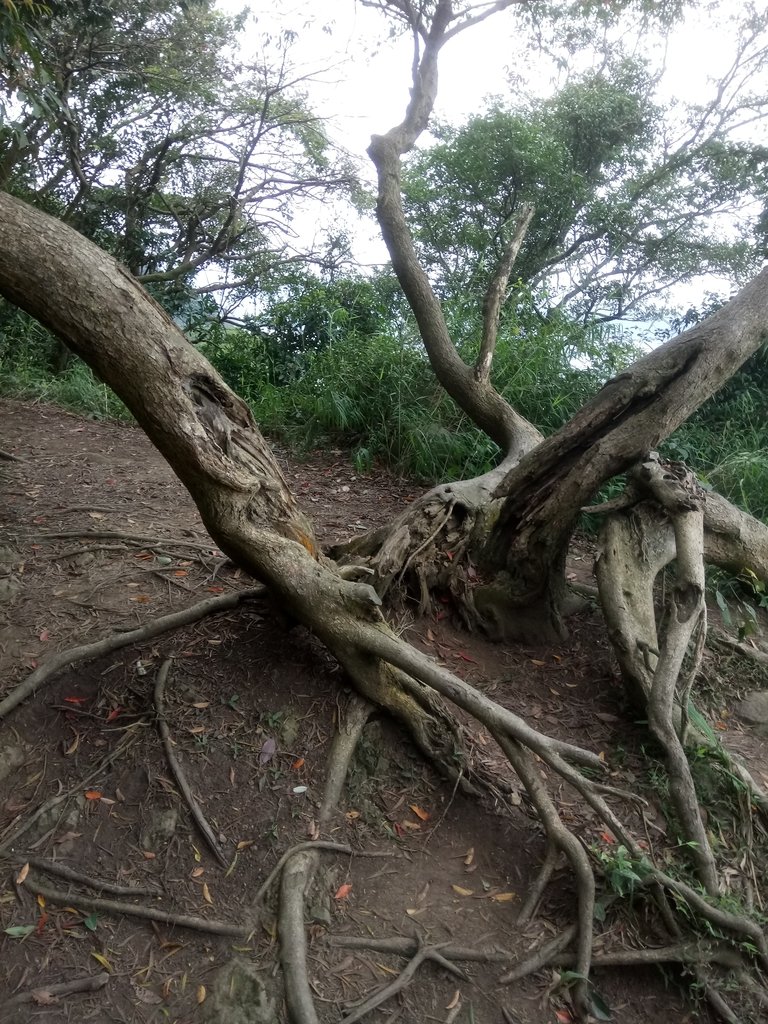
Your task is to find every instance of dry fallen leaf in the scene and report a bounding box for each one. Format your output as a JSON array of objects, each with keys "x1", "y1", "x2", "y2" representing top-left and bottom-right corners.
[
  {"x1": 463, "y1": 846, "x2": 474, "y2": 866},
  {"x1": 196, "y1": 984, "x2": 206, "y2": 1004},
  {"x1": 491, "y1": 891, "x2": 517, "y2": 902},
  {"x1": 409, "y1": 804, "x2": 430, "y2": 821},
  {"x1": 236, "y1": 839, "x2": 254, "y2": 851},
  {"x1": 451, "y1": 884, "x2": 474, "y2": 897},
  {"x1": 334, "y1": 883, "x2": 352, "y2": 900},
  {"x1": 31, "y1": 989, "x2": 58, "y2": 1006},
  {"x1": 202, "y1": 883, "x2": 213, "y2": 905},
  {"x1": 446, "y1": 989, "x2": 461, "y2": 1011},
  {"x1": 191, "y1": 867, "x2": 205, "y2": 879},
  {"x1": 84, "y1": 790, "x2": 102, "y2": 801},
  {"x1": 15, "y1": 863, "x2": 29, "y2": 885}
]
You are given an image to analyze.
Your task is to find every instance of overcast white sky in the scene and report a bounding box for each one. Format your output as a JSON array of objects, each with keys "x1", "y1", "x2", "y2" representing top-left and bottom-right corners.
[{"x1": 213, "y1": 1, "x2": 763, "y2": 299}]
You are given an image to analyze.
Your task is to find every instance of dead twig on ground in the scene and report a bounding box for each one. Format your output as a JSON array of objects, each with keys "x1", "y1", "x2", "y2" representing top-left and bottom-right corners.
[
  {"x1": 0, "y1": 587, "x2": 264, "y2": 721},
  {"x1": 0, "y1": 448, "x2": 24, "y2": 462},
  {"x1": 154, "y1": 658, "x2": 229, "y2": 868}
]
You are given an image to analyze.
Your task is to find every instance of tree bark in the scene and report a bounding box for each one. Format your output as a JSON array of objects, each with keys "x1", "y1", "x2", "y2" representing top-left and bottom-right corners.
[
  {"x1": 0, "y1": 189, "x2": 472, "y2": 771},
  {"x1": 367, "y1": 0, "x2": 542, "y2": 461},
  {"x1": 482, "y1": 267, "x2": 768, "y2": 637}
]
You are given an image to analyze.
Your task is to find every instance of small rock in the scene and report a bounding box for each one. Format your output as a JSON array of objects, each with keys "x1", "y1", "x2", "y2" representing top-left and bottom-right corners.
[
  {"x1": 0, "y1": 576, "x2": 21, "y2": 604},
  {"x1": 25, "y1": 796, "x2": 86, "y2": 850},
  {"x1": 140, "y1": 808, "x2": 178, "y2": 851},
  {"x1": 203, "y1": 958, "x2": 276, "y2": 1024},
  {"x1": 308, "y1": 902, "x2": 332, "y2": 927},
  {"x1": 0, "y1": 546, "x2": 18, "y2": 573},
  {"x1": 737, "y1": 691, "x2": 768, "y2": 737},
  {"x1": 0, "y1": 743, "x2": 25, "y2": 782}
]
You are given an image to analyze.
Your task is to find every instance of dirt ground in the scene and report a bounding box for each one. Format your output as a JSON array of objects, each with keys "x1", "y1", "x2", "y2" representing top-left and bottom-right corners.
[{"x1": 0, "y1": 397, "x2": 765, "y2": 1023}]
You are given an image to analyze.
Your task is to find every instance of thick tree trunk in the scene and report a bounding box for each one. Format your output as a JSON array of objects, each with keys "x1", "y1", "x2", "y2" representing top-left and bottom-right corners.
[
  {"x1": 0, "y1": 190, "x2": 465, "y2": 768},
  {"x1": 480, "y1": 268, "x2": 768, "y2": 639}
]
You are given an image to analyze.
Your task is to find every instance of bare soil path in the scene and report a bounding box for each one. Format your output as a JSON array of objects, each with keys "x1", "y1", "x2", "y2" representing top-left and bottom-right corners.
[{"x1": 0, "y1": 397, "x2": 751, "y2": 1023}]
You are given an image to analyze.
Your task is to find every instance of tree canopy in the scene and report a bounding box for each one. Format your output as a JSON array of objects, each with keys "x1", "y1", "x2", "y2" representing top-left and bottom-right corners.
[{"x1": 0, "y1": 0, "x2": 351, "y2": 314}]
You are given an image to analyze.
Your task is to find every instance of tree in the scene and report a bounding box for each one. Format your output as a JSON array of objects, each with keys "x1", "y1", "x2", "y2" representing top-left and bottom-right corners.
[
  {"x1": 402, "y1": 66, "x2": 767, "y2": 326},
  {"x1": 3, "y1": 0, "x2": 768, "y2": 1019},
  {"x1": 0, "y1": 0, "x2": 350, "y2": 311}
]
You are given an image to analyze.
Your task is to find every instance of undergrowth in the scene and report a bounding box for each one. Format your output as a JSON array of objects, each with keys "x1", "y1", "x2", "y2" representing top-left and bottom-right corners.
[{"x1": 2, "y1": 297, "x2": 768, "y2": 522}]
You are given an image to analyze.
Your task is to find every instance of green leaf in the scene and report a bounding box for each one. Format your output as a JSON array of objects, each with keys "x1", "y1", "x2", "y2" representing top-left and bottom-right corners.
[
  {"x1": 715, "y1": 590, "x2": 731, "y2": 625},
  {"x1": 589, "y1": 986, "x2": 613, "y2": 1020},
  {"x1": 4, "y1": 924, "x2": 34, "y2": 938},
  {"x1": 83, "y1": 912, "x2": 99, "y2": 931}
]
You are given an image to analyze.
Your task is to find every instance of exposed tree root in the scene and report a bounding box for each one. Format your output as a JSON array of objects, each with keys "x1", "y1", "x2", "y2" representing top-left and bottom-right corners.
[
  {"x1": 0, "y1": 972, "x2": 109, "y2": 1009},
  {"x1": 252, "y1": 842, "x2": 394, "y2": 907},
  {"x1": 341, "y1": 940, "x2": 466, "y2": 1024},
  {"x1": 20, "y1": 876, "x2": 250, "y2": 936},
  {"x1": 596, "y1": 458, "x2": 768, "y2": 821},
  {"x1": 34, "y1": 529, "x2": 219, "y2": 551},
  {"x1": 0, "y1": 448, "x2": 24, "y2": 462},
  {"x1": 14, "y1": 856, "x2": 162, "y2": 898},
  {"x1": 331, "y1": 468, "x2": 508, "y2": 625},
  {"x1": 0, "y1": 731, "x2": 139, "y2": 856},
  {"x1": 0, "y1": 587, "x2": 264, "y2": 721},
  {"x1": 278, "y1": 696, "x2": 373, "y2": 1024},
  {"x1": 328, "y1": 932, "x2": 746, "y2": 970},
  {"x1": 711, "y1": 629, "x2": 768, "y2": 668},
  {"x1": 516, "y1": 842, "x2": 558, "y2": 925},
  {"x1": 154, "y1": 658, "x2": 229, "y2": 868}
]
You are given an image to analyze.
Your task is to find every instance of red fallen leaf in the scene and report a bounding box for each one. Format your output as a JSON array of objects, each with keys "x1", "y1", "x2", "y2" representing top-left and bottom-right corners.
[
  {"x1": 35, "y1": 912, "x2": 48, "y2": 936},
  {"x1": 555, "y1": 1011, "x2": 573, "y2": 1023},
  {"x1": 600, "y1": 831, "x2": 616, "y2": 844},
  {"x1": 105, "y1": 707, "x2": 121, "y2": 723},
  {"x1": 409, "y1": 804, "x2": 430, "y2": 821},
  {"x1": 130, "y1": 594, "x2": 151, "y2": 603},
  {"x1": 334, "y1": 883, "x2": 352, "y2": 900},
  {"x1": 455, "y1": 651, "x2": 477, "y2": 664},
  {"x1": 64, "y1": 696, "x2": 88, "y2": 705},
  {"x1": 292, "y1": 757, "x2": 305, "y2": 770},
  {"x1": 393, "y1": 822, "x2": 405, "y2": 837},
  {"x1": 445, "y1": 550, "x2": 454, "y2": 560},
  {"x1": 39, "y1": 629, "x2": 50, "y2": 642},
  {"x1": 105, "y1": 478, "x2": 116, "y2": 485},
  {"x1": 206, "y1": 586, "x2": 224, "y2": 594},
  {"x1": 84, "y1": 790, "x2": 103, "y2": 801},
  {"x1": 173, "y1": 570, "x2": 188, "y2": 577}
]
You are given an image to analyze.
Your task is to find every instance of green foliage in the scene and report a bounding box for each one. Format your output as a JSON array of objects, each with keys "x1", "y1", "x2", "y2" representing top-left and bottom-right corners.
[
  {"x1": 0, "y1": 0, "x2": 348, "y2": 320},
  {"x1": 199, "y1": 282, "x2": 637, "y2": 482},
  {"x1": 402, "y1": 53, "x2": 768, "y2": 325},
  {"x1": 594, "y1": 844, "x2": 648, "y2": 897},
  {"x1": 663, "y1": 344, "x2": 768, "y2": 521}
]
